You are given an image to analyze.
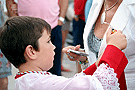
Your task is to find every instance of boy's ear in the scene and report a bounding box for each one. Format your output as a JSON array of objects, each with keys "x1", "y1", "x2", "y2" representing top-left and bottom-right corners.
[{"x1": 24, "y1": 45, "x2": 37, "y2": 60}]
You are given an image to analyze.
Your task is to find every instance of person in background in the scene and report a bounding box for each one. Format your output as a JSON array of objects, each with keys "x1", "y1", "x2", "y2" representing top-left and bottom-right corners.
[
  {"x1": 0, "y1": 0, "x2": 11, "y2": 90},
  {"x1": 6, "y1": 0, "x2": 68, "y2": 76},
  {"x1": 73, "y1": 0, "x2": 87, "y2": 49},
  {"x1": 61, "y1": 17, "x2": 72, "y2": 72},
  {"x1": 0, "y1": 16, "x2": 128, "y2": 90},
  {"x1": 61, "y1": 0, "x2": 74, "y2": 72},
  {"x1": 73, "y1": 0, "x2": 87, "y2": 73},
  {"x1": 85, "y1": 0, "x2": 93, "y2": 22}
]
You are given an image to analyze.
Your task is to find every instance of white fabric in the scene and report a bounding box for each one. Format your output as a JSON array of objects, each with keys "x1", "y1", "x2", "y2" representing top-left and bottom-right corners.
[
  {"x1": 93, "y1": 63, "x2": 119, "y2": 90},
  {"x1": 83, "y1": 0, "x2": 135, "y2": 89},
  {"x1": 15, "y1": 63, "x2": 119, "y2": 90}
]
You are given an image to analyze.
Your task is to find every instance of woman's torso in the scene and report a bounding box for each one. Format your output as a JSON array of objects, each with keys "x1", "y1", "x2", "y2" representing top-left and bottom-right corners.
[
  {"x1": 87, "y1": 0, "x2": 122, "y2": 59},
  {"x1": 85, "y1": 0, "x2": 135, "y2": 89}
]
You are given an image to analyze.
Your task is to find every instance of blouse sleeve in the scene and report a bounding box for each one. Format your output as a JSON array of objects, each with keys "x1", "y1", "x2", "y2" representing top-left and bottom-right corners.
[
  {"x1": 83, "y1": 45, "x2": 128, "y2": 89},
  {"x1": 84, "y1": 45, "x2": 128, "y2": 78},
  {"x1": 73, "y1": 63, "x2": 120, "y2": 89},
  {"x1": 92, "y1": 63, "x2": 119, "y2": 89}
]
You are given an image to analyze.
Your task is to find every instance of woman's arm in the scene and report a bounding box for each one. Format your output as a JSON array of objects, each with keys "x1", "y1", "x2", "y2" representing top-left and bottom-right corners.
[
  {"x1": 6, "y1": 0, "x2": 18, "y2": 17},
  {"x1": 58, "y1": 0, "x2": 68, "y2": 25}
]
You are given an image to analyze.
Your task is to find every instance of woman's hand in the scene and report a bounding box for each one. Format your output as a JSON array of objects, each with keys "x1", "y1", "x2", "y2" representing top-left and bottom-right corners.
[{"x1": 106, "y1": 28, "x2": 127, "y2": 50}]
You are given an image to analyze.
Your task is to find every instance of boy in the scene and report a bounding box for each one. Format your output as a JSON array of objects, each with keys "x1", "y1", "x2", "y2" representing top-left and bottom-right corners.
[{"x1": 0, "y1": 16, "x2": 127, "y2": 90}]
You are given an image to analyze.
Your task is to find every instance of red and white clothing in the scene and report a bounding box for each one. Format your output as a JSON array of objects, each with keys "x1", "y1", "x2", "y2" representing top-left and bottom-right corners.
[{"x1": 15, "y1": 45, "x2": 128, "y2": 90}]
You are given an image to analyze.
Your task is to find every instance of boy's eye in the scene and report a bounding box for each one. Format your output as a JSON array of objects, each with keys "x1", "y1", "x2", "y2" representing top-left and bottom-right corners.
[{"x1": 47, "y1": 39, "x2": 51, "y2": 43}]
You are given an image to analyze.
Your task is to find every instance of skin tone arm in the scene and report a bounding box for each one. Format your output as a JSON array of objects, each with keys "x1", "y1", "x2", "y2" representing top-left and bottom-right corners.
[
  {"x1": 63, "y1": 28, "x2": 127, "y2": 66},
  {"x1": 6, "y1": 0, "x2": 18, "y2": 17},
  {"x1": 58, "y1": 0, "x2": 68, "y2": 25}
]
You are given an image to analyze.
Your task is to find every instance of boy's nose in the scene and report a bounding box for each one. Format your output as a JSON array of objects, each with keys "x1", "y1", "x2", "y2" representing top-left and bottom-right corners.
[{"x1": 52, "y1": 44, "x2": 56, "y2": 50}]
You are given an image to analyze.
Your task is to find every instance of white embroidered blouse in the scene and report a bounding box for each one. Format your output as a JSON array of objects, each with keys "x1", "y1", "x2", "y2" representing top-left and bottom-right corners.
[{"x1": 15, "y1": 63, "x2": 119, "y2": 90}]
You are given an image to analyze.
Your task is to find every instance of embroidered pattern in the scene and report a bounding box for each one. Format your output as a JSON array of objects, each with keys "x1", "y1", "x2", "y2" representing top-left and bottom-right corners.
[
  {"x1": 15, "y1": 71, "x2": 51, "y2": 79},
  {"x1": 87, "y1": 26, "x2": 103, "y2": 58},
  {"x1": 93, "y1": 63, "x2": 120, "y2": 90}
]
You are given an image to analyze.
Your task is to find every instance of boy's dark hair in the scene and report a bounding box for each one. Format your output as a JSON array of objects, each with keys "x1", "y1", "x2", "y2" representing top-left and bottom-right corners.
[{"x1": 0, "y1": 16, "x2": 51, "y2": 68}]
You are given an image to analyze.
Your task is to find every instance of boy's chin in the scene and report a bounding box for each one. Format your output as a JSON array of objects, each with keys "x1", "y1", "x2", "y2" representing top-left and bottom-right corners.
[{"x1": 46, "y1": 64, "x2": 53, "y2": 71}]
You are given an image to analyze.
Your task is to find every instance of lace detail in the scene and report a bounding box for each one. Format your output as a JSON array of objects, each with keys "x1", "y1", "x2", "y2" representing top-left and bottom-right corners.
[
  {"x1": 87, "y1": 25, "x2": 103, "y2": 58},
  {"x1": 93, "y1": 63, "x2": 120, "y2": 90}
]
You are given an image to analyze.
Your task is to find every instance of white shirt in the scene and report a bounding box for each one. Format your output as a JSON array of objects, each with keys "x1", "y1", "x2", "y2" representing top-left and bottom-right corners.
[{"x1": 15, "y1": 64, "x2": 119, "y2": 90}]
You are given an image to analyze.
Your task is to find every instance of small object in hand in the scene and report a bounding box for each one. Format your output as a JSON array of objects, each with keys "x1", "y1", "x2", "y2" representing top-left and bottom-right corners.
[
  {"x1": 111, "y1": 28, "x2": 117, "y2": 34},
  {"x1": 67, "y1": 49, "x2": 89, "y2": 57}
]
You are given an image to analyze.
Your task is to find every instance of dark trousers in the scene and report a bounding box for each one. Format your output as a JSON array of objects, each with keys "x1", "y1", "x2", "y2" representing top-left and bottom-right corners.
[
  {"x1": 48, "y1": 25, "x2": 62, "y2": 76},
  {"x1": 73, "y1": 19, "x2": 85, "y2": 48}
]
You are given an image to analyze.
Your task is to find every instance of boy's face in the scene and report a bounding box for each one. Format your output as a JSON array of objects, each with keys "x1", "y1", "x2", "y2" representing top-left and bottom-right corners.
[{"x1": 35, "y1": 30, "x2": 55, "y2": 71}]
